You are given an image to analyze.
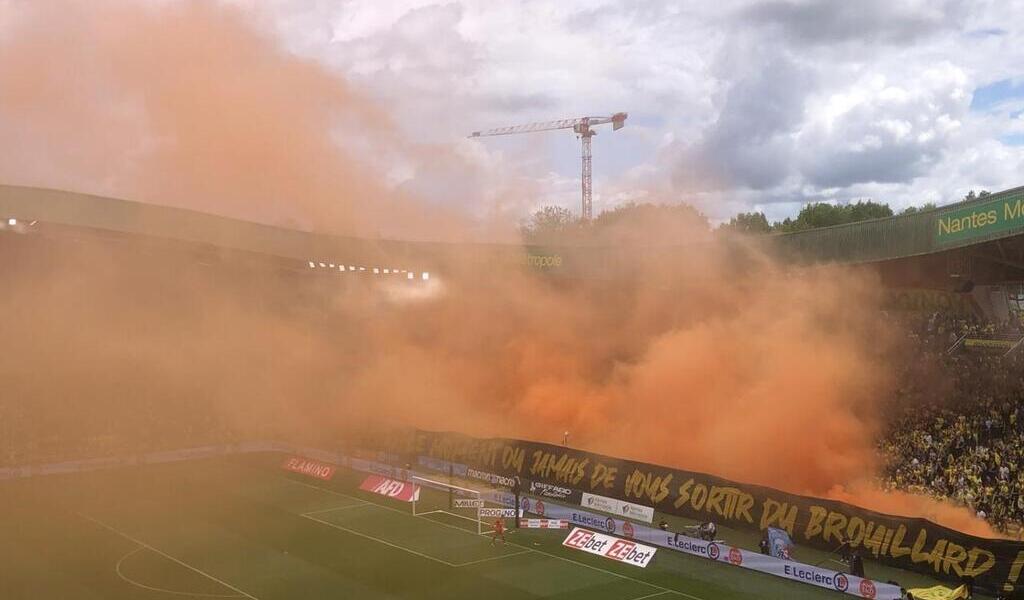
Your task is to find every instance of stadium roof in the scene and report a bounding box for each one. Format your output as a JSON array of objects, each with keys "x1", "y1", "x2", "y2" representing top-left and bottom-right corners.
[
  {"x1": 0, "y1": 184, "x2": 522, "y2": 273},
  {"x1": 774, "y1": 185, "x2": 1024, "y2": 265},
  {"x1": 3, "y1": 183, "x2": 1024, "y2": 280}
]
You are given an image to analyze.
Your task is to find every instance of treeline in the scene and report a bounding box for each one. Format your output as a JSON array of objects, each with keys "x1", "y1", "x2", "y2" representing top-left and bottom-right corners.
[{"x1": 522, "y1": 191, "x2": 990, "y2": 244}]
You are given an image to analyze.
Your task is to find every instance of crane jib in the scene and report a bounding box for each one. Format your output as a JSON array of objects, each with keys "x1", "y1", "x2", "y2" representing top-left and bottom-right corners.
[{"x1": 468, "y1": 113, "x2": 628, "y2": 221}]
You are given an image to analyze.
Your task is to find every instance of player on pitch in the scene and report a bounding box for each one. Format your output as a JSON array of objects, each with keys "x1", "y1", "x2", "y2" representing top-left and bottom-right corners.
[{"x1": 491, "y1": 518, "x2": 506, "y2": 545}]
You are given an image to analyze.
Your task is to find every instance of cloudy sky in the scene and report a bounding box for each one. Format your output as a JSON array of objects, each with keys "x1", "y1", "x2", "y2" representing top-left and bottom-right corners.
[{"x1": 254, "y1": 0, "x2": 1024, "y2": 224}]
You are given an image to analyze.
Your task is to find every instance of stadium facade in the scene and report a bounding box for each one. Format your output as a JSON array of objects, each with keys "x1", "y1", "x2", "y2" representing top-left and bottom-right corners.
[
  {"x1": 5, "y1": 184, "x2": 1024, "y2": 594},
  {"x1": 3, "y1": 183, "x2": 1024, "y2": 297}
]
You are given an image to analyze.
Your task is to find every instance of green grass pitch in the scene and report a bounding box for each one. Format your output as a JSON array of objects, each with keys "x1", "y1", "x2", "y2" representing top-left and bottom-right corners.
[{"x1": 0, "y1": 453, "x2": 977, "y2": 599}]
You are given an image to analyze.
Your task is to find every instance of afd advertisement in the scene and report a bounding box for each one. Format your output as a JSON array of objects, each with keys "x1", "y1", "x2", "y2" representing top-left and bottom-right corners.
[{"x1": 358, "y1": 475, "x2": 420, "y2": 502}]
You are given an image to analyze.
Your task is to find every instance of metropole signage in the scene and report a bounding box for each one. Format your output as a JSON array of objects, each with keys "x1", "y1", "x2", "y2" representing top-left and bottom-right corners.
[{"x1": 935, "y1": 193, "x2": 1024, "y2": 244}]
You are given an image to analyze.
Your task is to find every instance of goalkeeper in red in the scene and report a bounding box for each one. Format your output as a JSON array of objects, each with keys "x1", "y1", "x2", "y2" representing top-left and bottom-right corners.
[{"x1": 491, "y1": 518, "x2": 506, "y2": 545}]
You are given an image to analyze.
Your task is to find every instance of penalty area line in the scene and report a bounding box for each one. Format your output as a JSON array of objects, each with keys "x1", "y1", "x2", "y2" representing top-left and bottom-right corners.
[
  {"x1": 301, "y1": 512, "x2": 532, "y2": 569},
  {"x1": 115, "y1": 546, "x2": 244, "y2": 598},
  {"x1": 454, "y1": 549, "x2": 534, "y2": 567},
  {"x1": 302, "y1": 502, "x2": 371, "y2": 516},
  {"x1": 301, "y1": 513, "x2": 460, "y2": 567},
  {"x1": 510, "y1": 544, "x2": 696, "y2": 599},
  {"x1": 629, "y1": 591, "x2": 674, "y2": 600},
  {"x1": 78, "y1": 512, "x2": 260, "y2": 600},
  {"x1": 282, "y1": 477, "x2": 702, "y2": 599},
  {"x1": 283, "y1": 477, "x2": 486, "y2": 538}
]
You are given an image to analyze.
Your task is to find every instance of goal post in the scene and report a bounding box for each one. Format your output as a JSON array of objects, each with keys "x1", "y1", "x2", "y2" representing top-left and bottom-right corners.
[
  {"x1": 410, "y1": 475, "x2": 487, "y2": 534},
  {"x1": 407, "y1": 475, "x2": 516, "y2": 536}
]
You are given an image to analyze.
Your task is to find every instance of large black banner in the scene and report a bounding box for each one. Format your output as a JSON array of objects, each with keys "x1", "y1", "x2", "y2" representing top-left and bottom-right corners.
[{"x1": 415, "y1": 430, "x2": 1024, "y2": 597}]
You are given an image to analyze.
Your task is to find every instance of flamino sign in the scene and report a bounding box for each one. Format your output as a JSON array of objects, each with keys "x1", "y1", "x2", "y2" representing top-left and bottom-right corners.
[
  {"x1": 415, "y1": 430, "x2": 1024, "y2": 597},
  {"x1": 935, "y1": 194, "x2": 1024, "y2": 244}
]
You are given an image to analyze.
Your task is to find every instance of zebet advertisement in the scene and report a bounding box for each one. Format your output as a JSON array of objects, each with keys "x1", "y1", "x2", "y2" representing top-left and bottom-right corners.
[
  {"x1": 521, "y1": 496, "x2": 902, "y2": 599},
  {"x1": 562, "y1": 527, "x2": 658, "y2": 568},
  {"x1": 415, "y1": 430, "x2": 1024, "y2": 596}
]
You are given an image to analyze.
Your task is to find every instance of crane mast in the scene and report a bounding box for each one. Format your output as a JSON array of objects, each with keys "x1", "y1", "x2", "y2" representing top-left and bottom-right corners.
[
  {"x1": 579, "y1": 124, "x2": 594, "y2": 221},
  {"x1": 470, "y1": 112, "x2": 627, "y2": 221}
]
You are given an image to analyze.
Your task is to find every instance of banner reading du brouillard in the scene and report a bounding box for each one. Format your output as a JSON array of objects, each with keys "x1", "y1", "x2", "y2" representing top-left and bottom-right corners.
[{"x1": 415, "y1": 430, "x2": 1024, "y2": 596}]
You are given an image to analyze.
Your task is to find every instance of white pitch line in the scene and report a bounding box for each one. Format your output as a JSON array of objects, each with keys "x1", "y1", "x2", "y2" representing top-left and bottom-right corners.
[
  {"x1": 284, "y1": 477, "x2": 365, "y2": 501},
  {"x1": 115, "y1": 546, "x2": 244, "y2": 598},
  {"x1": 454, "y1": 548, "x2": 534, "y2": 567},
  {"x1": 291, "y1": 480, "x2": 531, "y2": 568},
  {"x1": 302, "y1": 506, "x2": 530, "y2": 569},
  {"x1": 513, "y1": 544, "x2": 694, "y2": 599},
  {"x1": 432, "y1": 509, "x2": 484, "y2": 525},
  {"x1": 302, "y1": 513, "x2": 460, "y2": 567},
  {"x1": 281, "y1": 478, "x2": 701, "y2": 599},
  {"x1": 282, "y1": 478, "x2": 484, "y2": 538},
  {"x1": 79, "y1": 513, "x2": 260, "y2": 600},
  {"x1": 302, "y1": 502, "x2": 371, "y2": 516},
  {"x1": 629, "y1": 591, "x2": 673, "y2": 600}
]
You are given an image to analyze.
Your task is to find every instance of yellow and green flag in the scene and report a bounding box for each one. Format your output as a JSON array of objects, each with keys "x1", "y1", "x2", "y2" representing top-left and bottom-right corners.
[{"x1": 907, "y1": 584, "x2": 969, "y2": 600}]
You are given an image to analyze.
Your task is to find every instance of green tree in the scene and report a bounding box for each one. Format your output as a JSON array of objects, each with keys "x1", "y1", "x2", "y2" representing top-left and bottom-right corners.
[
  {"x1": 591, "y1": 202, "x2": 708, "y2": 238},
  {"x1": 773, "y1": 200, "x2": 892, "y2": 232},
  {"x1": 846, "y1": 200, "x2": 893, "y2": 222},
  {"x1": 899, "y1": 203, "x2": 937, "y2": 215},
  {"x1": 613, "y1": 202, "x2": 709, "y2": 245},
  {"x1": 521, "y1": 202, "x2": 710, "y2": 245},
  {"x1": 961, "y1": 190, "x2": 992, "y2": 203},
  {"x1": 721, "y1": 211, "x2": 772, "y2": 234},
  {"x1": 521, "y1": 205, "x2": 576, "y2": 243}
]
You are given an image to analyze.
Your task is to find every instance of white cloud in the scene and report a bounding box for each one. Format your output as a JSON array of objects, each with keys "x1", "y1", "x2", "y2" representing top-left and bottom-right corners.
[{"x1": 261, "y1": 0, "x2": 1024, "y2": 223}]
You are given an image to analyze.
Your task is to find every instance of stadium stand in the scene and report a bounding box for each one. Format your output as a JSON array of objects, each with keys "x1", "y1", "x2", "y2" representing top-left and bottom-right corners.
[
  {"x1": 5, "y1": 183, "x2": 1024, "y2": 539},
  {"x1": 880, "y1": 315, "x2": 1024, "y2": 535}
]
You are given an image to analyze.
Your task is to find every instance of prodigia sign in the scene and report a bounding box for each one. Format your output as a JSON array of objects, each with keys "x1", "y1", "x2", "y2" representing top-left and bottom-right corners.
[
  {"x1": 359, "y1": 475, "x2": 420, "y2": 502},
  {"x1": 562, "y1": 527, "x2": 657, "y2": 568},
  {"x1": 282, "y1": 456, "x2": 336, "y2": 481},
  {"x1": 581, "y1": 492, "x2": 655, "y2": 523},
  {"x1": 416, "y1": 430, "x2": 1024, "y2": 596},
  {"x1": 479, "y1": 508, "x2": 517, "y2": 518}
]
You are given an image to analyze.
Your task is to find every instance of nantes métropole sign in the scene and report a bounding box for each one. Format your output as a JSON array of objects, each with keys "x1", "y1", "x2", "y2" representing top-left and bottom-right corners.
[{"x1": 936, "y1": 194, "x2": 1024, "y2": 244}]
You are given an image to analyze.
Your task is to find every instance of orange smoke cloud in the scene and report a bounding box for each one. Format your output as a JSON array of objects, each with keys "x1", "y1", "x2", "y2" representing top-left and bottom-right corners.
[
  {"x1": 827, "y1": 484, "x2": 1000, "y2": 538},
  {"x1": 348, "y1": 240, "x2": 893, "y2": 496},
  {"x1": 0, "y1": 1, "x2": 998, "y2": 539},
  {"x1": 0, "y1": 0, "x2": 470, "y2": 238}
]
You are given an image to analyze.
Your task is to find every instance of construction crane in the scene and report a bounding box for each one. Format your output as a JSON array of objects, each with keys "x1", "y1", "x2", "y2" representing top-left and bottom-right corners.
[{"x1": 470, "y1": 112, "x2": 628, "y2": 221}]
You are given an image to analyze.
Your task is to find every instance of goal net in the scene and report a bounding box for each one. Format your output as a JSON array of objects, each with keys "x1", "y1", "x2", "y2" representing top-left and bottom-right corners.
[{"x1": 410, "y1": 475, "x2": 517, "y2": 535}]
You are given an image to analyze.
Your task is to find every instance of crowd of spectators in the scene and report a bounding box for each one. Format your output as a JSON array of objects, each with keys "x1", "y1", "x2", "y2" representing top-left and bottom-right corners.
[
  {"x1": 879, "y1": 311, "x2": 1024, "y2": 533},
  {"x1": 898, "y1": 309, "x2": 1024, "y2": 351}
]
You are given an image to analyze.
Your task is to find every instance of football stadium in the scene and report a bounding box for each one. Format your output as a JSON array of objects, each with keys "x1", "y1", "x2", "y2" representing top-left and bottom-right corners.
[
  {"x1": 5, "y1": 3, "x2": 1024, "y2": 600},
  {"x1": 4, "y1": 184, "x2": 1024, "y2": 600}
]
